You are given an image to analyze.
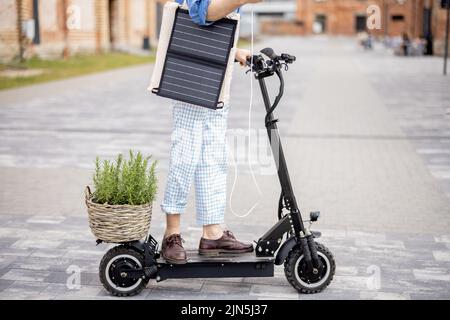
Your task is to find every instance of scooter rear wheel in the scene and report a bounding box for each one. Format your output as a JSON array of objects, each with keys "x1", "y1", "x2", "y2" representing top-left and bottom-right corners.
[
  {"x1": 284, "y1": 242, "x2": 335, "y2": 294},
  {"x1": 99, "y1": 245, "x2": 149, "y2": 297}
]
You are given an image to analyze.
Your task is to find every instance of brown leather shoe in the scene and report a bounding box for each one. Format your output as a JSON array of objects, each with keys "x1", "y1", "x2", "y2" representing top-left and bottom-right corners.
[
  {"x1": 161, "y1": 234, "x2": 187, "y2": 264},
  {"x1": 198, "y1": 230, "x2": 254, "y2": 256}
]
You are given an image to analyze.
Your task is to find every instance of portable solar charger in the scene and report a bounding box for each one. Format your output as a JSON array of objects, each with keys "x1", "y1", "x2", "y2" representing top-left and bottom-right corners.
[
  {"x1": 99, "y1": 47, "x2": 336, "y2": 297},
  {"x1": 148, "y1": 1, "x2": 240, "y2": 109}
]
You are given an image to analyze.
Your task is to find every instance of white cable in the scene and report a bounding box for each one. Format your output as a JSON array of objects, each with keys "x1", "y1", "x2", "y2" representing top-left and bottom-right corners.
[{"x1": 229, "y1": 5, "x2": 262, "y2": 218}]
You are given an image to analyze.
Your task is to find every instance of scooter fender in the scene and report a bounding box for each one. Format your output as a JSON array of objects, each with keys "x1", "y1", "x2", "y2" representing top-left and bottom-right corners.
[
  {"x1": 274, "y1": 231, "x2": 321, "y2": 265},
  {"x1": 125, "y1": 240, "x2": 146, "y2": 253},
  {"x1": 275, "y1": 236, "x2": 297, "y2": 265}
]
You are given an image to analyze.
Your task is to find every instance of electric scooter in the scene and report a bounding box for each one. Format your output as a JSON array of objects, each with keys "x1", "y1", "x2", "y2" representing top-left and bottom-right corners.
[{"x1": 98, "y1": 48, "x2": 336, "y2": 296}]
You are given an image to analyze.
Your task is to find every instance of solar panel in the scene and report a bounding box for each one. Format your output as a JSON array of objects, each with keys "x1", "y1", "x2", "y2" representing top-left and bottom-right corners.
[{"x1": 151, "y1": 9, "x2": 238, "y2": 109}]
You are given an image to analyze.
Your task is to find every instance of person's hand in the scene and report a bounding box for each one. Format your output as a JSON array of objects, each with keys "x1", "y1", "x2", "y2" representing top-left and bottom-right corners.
[
  {"x1": 243, "y1": 0, "x2": 263, "y2": 3},
  {"x1": 235, "y1": 48, "x2": 252, "y2": 67}
]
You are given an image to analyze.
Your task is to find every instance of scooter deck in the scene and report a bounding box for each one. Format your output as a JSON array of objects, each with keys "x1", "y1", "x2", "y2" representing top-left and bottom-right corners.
[
  {"x1": 158, "y1": 250, "x2": 274, "y2": 264},
  {"x1": 155, "y1": 250, "x2": 275, "y2": 281}
]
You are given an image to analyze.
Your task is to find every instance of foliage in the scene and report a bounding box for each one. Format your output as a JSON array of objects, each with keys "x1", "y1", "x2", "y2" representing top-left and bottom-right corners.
[{"x1": 93, "y1": 151, "x2": 157, "y2": 205}]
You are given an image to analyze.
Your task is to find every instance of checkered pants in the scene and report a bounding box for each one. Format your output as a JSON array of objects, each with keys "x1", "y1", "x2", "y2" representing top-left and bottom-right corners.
[{"x1": 161, "y1": 100, "x2": 229, "y2": 225}]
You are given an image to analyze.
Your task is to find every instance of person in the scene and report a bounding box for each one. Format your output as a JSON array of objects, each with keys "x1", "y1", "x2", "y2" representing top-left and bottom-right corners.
[
  {"x1": 161, "y1": 0, "x2": 262, "y2": 264},
  {"x1": 425, "y1": 33, "x2": 433, "y2": 56},
  {"x1": 401, "y1": 33, "x2": 410, "y2": 56},
  {"x1": 366, "y1": 32, "x2": 373, "y2": 50}
]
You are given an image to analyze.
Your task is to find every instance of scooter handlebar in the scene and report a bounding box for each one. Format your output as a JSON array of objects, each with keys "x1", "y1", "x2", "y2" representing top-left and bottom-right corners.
[
  {"x1": 245, "y1": 49, "x2": 296, "y2": 73},
  {"x1": 245, "y1": 55, "x2": 265, "y2": 72}
]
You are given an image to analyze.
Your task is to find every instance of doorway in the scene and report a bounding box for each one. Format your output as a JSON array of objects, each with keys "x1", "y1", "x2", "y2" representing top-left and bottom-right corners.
[
  {"x1": 108, "y1": 0, "x2": 120, "y2": 48},
  {"x1": 423, "y1": 7, "x2": 433, "y2": 55},
  {"x1": 313, "y1": 14, "x2": 327, "y2": 34},
  {"x1": 355, "y1": 15, "x2": 366, "y2": 33}
]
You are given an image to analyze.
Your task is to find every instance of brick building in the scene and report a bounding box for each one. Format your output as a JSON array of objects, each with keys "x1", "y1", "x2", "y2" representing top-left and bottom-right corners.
[
  {"x1": 431, "y1": 0, "x2": 450, "y2": 54},
  {"x1": 262, "y1": 0, "x2": 449, "y2": 55},
  {"x1": 0, "y1": 0, "x2": 160, "y2": 62},
  {"x1": 293, "y1": 0, "x2": 424, "y2": 37},
  {"x1": 1, "y1": 0, "x2": 449, "y2": 61}
]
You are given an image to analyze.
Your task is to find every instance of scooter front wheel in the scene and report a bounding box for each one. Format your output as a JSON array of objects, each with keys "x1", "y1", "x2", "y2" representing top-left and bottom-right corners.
[
  {"x1": 284, "y1": 242, "x2": 335, "y2": 294},
  {"x1": 99, "y1": 245, "x2": 149, "y2": 297}
]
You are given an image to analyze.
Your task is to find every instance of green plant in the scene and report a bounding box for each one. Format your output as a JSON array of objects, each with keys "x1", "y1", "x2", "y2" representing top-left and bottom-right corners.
[{"x1": 93, "y1": 151, "x2": 157, "y2": 205}]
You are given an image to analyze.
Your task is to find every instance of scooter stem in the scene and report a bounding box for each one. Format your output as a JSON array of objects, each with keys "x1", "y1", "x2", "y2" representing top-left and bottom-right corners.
[{"x1": 257, "y1": 72, "x2": 305, "y2": 236}]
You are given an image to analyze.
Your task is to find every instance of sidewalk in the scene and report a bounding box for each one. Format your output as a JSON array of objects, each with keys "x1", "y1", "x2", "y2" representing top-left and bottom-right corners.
[{"x1": 0, "y1": 36, "x2": 449, "y2": 299}]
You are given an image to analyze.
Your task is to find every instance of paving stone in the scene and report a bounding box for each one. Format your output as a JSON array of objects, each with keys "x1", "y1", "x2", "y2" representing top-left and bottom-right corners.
[
  {"x1": 331, "y1": 275, "x2": 372, "y2": 291},
  {"x1": 11, "y1": 239, "x2": 62, "y2": 250},
  {"x1": 0, "y1": 238, "x2": 21, "y2": 247},
  {"x1": 64, "y1": 249, "x2": 105, "y2": 260},
  {"x1": 44, "y1": 271, "x2": 97, "y2": 286},
  {"x1": 144, "y1": 290, "x2": 211, "y2": 300},
  {"x1": 413, "y1": 268, "x2": 450, "y2": 282},
  {"x1": 0, "y1": 281, "x2": 48, "y2": 300},
  {"x1": 0, "y1": 279, "x2": 14, "y2": 292},
  {"x1": 71, "y1": 259, "x2": 102, "y2": 273},
  {"x1": 0, "y1": 228, "x2": 29, "y2": 240},
  {"x1": 242, "y1": 276, "x2": 290, "y2": 287},
  {"x1": 201, "y1": 281, "x2": 251, "y2": 295},
  {"x1": 38, "y1": 283, "x2": 72, "y2": 299},
  {"x1": 96, "y1": 288, "x2": 152, "y2": 300},
  {"x1": 359, "y1": 291, "x2": 411, "y2": 300},
  {"x1": 0, "y1": 255, "x2": 16, "y2": 270},
  {"x1": 433, "y1": 251, "x2": 450, "y2": 262},
  {"x1": 149, "y1": 279, "x2": 204, "y2": 292},
  {"x1": 9, "y1": 256, "x2": 73, "y2": 272},
  {"x1": 26, "y1": 215, "x2": 66, "y2": 224},
  {"x1": 30, "y1": 249, "x2": 69, "y2": 259},
  {"x1": 1, "y1": 269, "x2": 51, "y2": 282},
  {"x1": 435, "y1": 235, "x2": 450, "y2": 243},
  {"x1": 299, "y1": 288, "x2": 361, "y2": 300},
  {"x1": 354, "y1": 239, "x2": 405, "y2": 250},
  {"x1": 0, "y1": 247, "x2": 33, "y2": 257},
  {"x1": 52, "y1": 285, "x2": 103, "y2": 299},
  {"x1": 336, "y1": 266, "x2": 359, "y2": 276},
  {"x1": 249, "y1": 284, "x2": 299, "y2": 299},
  {"x1": 196, "y1": 277, "x2": 245, "y2": 284},
  {"x1": 410, "y1": 292, "x2": 450, "y2": 300}
]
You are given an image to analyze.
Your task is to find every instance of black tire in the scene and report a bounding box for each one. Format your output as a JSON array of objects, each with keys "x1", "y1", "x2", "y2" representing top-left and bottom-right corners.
[
  {"x1": 284, "y1": 242, "x2": 335, "y2": 294},
  {"x1": 99, "y1": 245, "x2": 149, "y2": 297}
]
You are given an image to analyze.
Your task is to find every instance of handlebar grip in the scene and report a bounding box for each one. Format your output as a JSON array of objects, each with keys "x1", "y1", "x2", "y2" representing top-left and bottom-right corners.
[
  {"x1": 281, "y1": 53, "x2": 296, "y2": 63},
  {"x1": 260, "y1": 47, "x2": 277, "y2": 60},
  {"x1": 246, "y1": 55, "x2": 258, "y2": 66}
]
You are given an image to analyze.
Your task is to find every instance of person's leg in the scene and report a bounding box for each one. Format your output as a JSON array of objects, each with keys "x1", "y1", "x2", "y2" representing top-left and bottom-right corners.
[
  {"x1": 194, "y1": 106, "x2": 229, "y2": 234},
  {"x1": 194, "y1": 106, "x2": 253, "y2": 255},
  {"x1": 203, "y1": 224, "x2": 223, "y2": 240},
  {"x1": 165, "y1": 214, "x2": 181, "y2": 238},
  {"x1": 161, "y1": 101, "x2": 206, "y2": 263},
  {"x1": 161, "y1": 101, "x2": 206, "y2": 228}
]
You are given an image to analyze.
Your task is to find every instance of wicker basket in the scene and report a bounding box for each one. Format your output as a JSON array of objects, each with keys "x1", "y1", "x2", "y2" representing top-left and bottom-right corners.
[{"x1": 85, "y1": 186, "x2": 152, "y2": 243}]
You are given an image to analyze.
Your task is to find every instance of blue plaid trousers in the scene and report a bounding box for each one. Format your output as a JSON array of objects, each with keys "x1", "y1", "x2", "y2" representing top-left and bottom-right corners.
[{"x1": 161, "y1": 100, "x2": 230, "y2": 225}]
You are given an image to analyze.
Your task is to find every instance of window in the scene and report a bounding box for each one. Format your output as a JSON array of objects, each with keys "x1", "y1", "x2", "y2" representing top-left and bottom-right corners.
[{"x1": 391, "y1": 15, "x2": 405, "y2": 21}]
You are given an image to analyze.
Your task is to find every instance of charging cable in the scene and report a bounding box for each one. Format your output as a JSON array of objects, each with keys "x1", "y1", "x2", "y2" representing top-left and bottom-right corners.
[{"x1": 229, "y1": 4, "x2": 263, "y2": 218}]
